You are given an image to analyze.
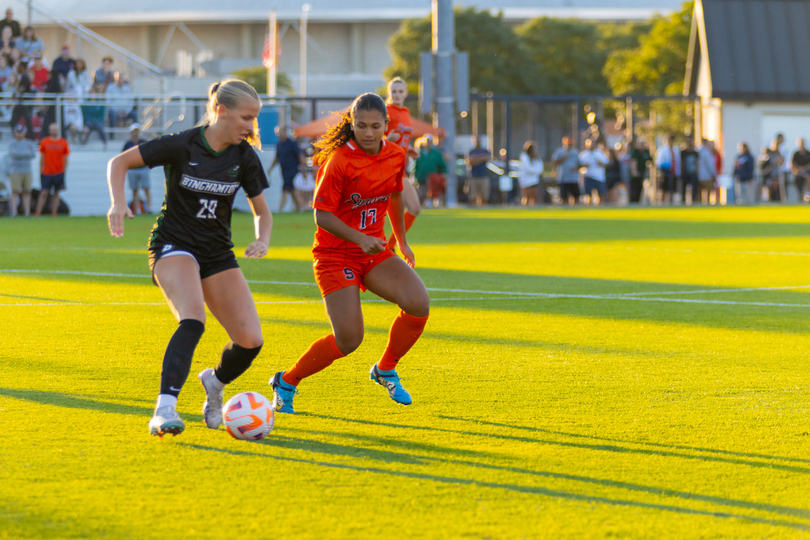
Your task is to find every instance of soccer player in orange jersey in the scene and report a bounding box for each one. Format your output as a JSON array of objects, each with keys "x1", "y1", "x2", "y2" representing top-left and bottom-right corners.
[
  {"x1": 384, "y1": 77, "x2": 421, "y2": 249},
  {"x1": 269, "y1": 92, "x2": 430, "y2": 413}
]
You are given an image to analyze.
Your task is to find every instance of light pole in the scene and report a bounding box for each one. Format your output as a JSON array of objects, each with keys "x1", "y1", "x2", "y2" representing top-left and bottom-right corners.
[{"x1": 433, "y1": 0, "x2": 457, "y2": 206}]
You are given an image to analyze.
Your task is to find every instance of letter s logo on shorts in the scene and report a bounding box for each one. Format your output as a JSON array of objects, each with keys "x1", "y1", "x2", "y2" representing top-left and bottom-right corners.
[{"x1": 343, "y1": 268, "x2": 355, "y2": 280}]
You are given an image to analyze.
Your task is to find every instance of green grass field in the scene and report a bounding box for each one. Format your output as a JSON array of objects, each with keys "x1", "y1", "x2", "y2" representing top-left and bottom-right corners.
[{"x1": 2, "y1": 206, "x2": 810, "y2": 539}]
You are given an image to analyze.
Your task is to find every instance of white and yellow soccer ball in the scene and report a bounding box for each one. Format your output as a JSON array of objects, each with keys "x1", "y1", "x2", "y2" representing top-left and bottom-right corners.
[{"x1": 222, "y1": 392, "x2": 275, "y2": 441}]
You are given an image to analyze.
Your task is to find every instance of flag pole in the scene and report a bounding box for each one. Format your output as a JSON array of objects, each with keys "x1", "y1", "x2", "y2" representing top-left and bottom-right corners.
[
  {"x1": 268, "y1": 9, "x2": 277, "y2": 98},
  {"x1": 300, "y1": 4, "x2": 309, "y2": 97}
]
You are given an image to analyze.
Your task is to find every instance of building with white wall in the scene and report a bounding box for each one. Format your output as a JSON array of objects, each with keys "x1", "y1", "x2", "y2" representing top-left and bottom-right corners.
[{"x1": 685, "y1": 0, "x2": 810, "y2": 177}]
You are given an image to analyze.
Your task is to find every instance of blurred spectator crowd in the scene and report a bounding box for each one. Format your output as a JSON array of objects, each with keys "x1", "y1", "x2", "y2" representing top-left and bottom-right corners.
[{"x1": 0, "y1": 8, "x2": 136, "y2": 146}]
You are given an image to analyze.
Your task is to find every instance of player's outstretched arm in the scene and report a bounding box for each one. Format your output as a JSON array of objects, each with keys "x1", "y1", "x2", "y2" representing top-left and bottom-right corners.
[
  {"x1": 388, "y1": 191, "x2": 414, "y2": 267},
  {"x1": 106, "y1": 147, "x2": 142, "y2": 237},
  {"x1": 245, "y1": 193, "x2": 272, "y2": 258}
]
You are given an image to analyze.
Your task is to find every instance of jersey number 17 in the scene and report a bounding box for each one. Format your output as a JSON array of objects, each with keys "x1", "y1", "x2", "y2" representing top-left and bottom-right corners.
[{"x1": 360, "y1": 208, "x2": 377, "y2": 229}]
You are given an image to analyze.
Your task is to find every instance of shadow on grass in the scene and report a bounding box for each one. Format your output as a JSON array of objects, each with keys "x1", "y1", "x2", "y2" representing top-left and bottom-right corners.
[
  {"x1": 283, "y1": 426, "x2": 501, "y2": 461},
  {"x1": 7, "y1": 251, "x2": 810, "y2": 337},
  {"x1": 409, "y1": 213, "x2": 810, "y2": 244},
  {"x1": 437, "y1": 415, "x2": 810, "y2": 465},
  {"x1": 181, "y1": 442, "x2": 810, "y2": 531},
  {"x1": 252, "y1": 265, "x2": 810, "y2": 338},
  {"x1": 4, "y1": 386, "x2": 805, "y2": 477},
  {"x1": 263, "y1": 313, "x2": 671, "y2": 360},
  {"x1": 0, "y1": 387, "x2": 203, "y2": 423},
  {"x1": 256, "y1": 434, "x2": 428, "y2": 465},
  {"x1": 5, "y1": 385, "x2": 809, "y2": 527},
  {"x1": 0, "y1": 293, "x2": 78, "y2": 303},
  {"x1": 415, "y1": 269, "x2": 810, "y2": 337},
  {"x1": 304, "y1": 414, "x2": 810, "y2": 476},
  {"x1": 290, "y1": 426, "x2": 810, "y2": 522}
]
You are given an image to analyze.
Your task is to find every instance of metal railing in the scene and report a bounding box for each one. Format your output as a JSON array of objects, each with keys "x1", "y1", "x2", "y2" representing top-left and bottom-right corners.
[
  {"x1": 0, "y1": 93, "x2": 294, "y2": 146},
  {"x1": 0, "y1": 93, "x2": 195, "y2": 142}
]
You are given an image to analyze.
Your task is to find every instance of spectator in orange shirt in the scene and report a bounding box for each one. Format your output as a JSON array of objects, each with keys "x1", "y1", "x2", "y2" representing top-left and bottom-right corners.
[{"x1": 34, "y1": 123, "x2": 69, "y2": 216}]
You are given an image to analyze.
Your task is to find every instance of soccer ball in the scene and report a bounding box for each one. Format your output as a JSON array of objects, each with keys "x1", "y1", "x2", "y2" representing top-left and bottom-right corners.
[{"x1": 222, "y1": 392, "x2": 275, "y2": 441}]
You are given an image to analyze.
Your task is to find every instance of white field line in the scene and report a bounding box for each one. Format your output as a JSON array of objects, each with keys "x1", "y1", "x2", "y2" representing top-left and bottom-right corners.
[
  {"x1": 0, "y1": 269, "x2": 314, "y2": 286},
  {"x1": 4, "y1": 268, "x2": 810, "y2": 298},
  {"x1": 3, "y1": 296, "x2": 810, "y2": 309},
  {"x1": 7, "y1": 244, "x2": 810, "y2": 259},
  {"x1": 3, "y1": 269, "x2": 810, "y2": 309}
]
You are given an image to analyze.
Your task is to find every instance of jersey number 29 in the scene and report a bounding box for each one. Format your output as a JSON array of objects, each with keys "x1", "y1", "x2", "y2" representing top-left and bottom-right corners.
[{"x1": 197, "y1": 198, "x2": 218, "y2": 219}]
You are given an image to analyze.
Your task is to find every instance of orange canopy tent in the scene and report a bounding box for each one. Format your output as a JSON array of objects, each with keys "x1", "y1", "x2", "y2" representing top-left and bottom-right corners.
[{"x1": 293, "y1": 107, "x2": 445, "y2": 140}]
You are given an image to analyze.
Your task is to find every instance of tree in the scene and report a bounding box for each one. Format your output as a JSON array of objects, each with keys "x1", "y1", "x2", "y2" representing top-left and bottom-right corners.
[
  {"x1": 516, "y1": 18, "x2": 610, "y2": 95},
  {"x1": 604, "y1": 1, "x2": 694, "y2": 95},
  {"x1": 602, "y1": 2, "x2": 695, "y2": 140},
  {"x1": 385, "y1": 7, "x2": 539, "y2": 96},
  {"x1": 231, "y1": 67, "x2": 293, "y2": 96}
]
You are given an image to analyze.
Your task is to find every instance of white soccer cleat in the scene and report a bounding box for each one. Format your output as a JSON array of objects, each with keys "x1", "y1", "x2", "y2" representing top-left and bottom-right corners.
[
  {"x1": 149, "y1": 406, "x2": 185, "y2": 437},
  {"x1": 198, "y1": 368, "x2": 224, "y2": 429}
]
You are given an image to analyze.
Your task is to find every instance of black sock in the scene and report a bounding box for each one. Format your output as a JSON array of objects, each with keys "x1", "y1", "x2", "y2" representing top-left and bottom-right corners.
[
  {"x1": 159, "y1": 319, "x2": 205, "y2": 397},
  {"x1": 214, "y1": 342, "x2": 263, "y2": 384}
]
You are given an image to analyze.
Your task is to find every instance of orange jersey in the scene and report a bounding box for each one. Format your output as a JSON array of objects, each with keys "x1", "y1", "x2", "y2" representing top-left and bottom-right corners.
[
  {"x1": 39, "y1": 137, "x2": 70, "y2": 175},
  {"x1": 385, "y1": 104, "x2": 413, "y2": 149},
  {"x1": 313, "y1": 139, "x2": 406, "y2": 257}
]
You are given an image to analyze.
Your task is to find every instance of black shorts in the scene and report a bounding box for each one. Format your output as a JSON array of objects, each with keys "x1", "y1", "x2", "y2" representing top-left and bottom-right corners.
[
  {"x1": 282, "y1": 171, "x2": 296, "y2": 192},
  {"x1": 148, "y1": 242, "x2": 240, "y2": 286},
  {"x1": 658, "y1": 168, "x2": 676, "y2": 193},
  {"x1": 41, "y1": 173, "x2": 65, "y2": 192},
  {"x1": 560, "y1": 182, "x2": 580, "y2": 200},
  {"x1": 606, "y1": 175, "x2": 623, "y2": 190}
]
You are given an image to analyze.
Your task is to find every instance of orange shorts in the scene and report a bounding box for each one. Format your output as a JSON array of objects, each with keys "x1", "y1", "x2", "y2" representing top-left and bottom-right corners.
[{"x1": 313, "y1": 248, "x2": 398, "y2": 297}]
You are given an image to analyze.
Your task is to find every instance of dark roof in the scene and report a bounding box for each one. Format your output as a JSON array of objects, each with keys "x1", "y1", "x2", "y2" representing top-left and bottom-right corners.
[{"x1": 685, "y1": 0, "x2": 810, "y2": 101}]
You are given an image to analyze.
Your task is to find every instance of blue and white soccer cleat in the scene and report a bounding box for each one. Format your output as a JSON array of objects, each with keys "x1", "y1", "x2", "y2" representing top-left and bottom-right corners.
[
  {"x1": 270, "y1": 371, "x2": 298, "y2": 414},
  {"x1": 198, "y1": 368, "x2": 224, "y2": 429},
  {"x1": 149, "y1": 406, "x2": 185, "y2": 437},
  {"x1": 370, "y1": 364, "x2": 412, "y2": 405}
]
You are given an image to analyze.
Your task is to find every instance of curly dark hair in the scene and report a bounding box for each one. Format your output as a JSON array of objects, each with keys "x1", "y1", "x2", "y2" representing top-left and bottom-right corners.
[{"x1": 314, "y1": 92, "x2": 388, "y2": 165}]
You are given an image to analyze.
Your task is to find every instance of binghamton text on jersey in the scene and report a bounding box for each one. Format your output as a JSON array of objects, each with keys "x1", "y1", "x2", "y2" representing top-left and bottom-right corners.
[{"x1": 139, "y1": 126, "x2": 268, "y2": 258}]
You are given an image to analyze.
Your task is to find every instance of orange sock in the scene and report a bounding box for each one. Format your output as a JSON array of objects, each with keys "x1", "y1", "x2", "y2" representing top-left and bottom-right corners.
[
  {"x1": 386, "y1": 211, "x2": 417, "y2": 249},
  {"x1": 377, "y1": 311, "x2": 429, "y2": 371},
  {"x1": 403, "y1": 211, "x2": 417, "y2": 231},
  {"x1": 282, "y1": 334, "x2": 345, "y2": 386}
]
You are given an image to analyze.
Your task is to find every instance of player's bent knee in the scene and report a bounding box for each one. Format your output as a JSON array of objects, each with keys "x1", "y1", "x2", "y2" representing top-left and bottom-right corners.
[
  {"x1": 404, "y1": 304, "x2": 429, "y2": 318},
  {"x1": 335, "y1": 331, "x2": 363, "y2": 355},
  {"x1": 400, "y1": 292, "x2": 430, "y2": 318},
  {"x1": 238, "y1": 336, "x2": 264, "y2": 350}
]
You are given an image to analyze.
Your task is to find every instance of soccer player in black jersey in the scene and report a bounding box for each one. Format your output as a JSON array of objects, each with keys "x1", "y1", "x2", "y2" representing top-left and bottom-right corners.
[{"x1": 107, "y1": 79, "x2": 273, "y2": 437}]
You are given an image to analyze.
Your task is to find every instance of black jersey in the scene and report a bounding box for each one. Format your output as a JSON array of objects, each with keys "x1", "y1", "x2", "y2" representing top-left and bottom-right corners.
[{"x1": 141, "y1": 126, "x2": 269, "y2": 258}]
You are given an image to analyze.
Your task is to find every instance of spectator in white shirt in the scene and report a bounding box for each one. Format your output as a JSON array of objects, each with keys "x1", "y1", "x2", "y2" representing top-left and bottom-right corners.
[
  {"x1": 105, "y1": 72, "x2": 135, "y2": 128},
  {"x1": 655, "y1": 134, "x2": 681, "y2": 205},
  {"x1": 579, "y1": 138, "x2": 609, "y2": 205},
  {"x1": 65, "y1": 58, "x2": 91, "y2": 96},
  {"x1": 518, "y1": 140, "x2": 544, "y2": 206}
]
